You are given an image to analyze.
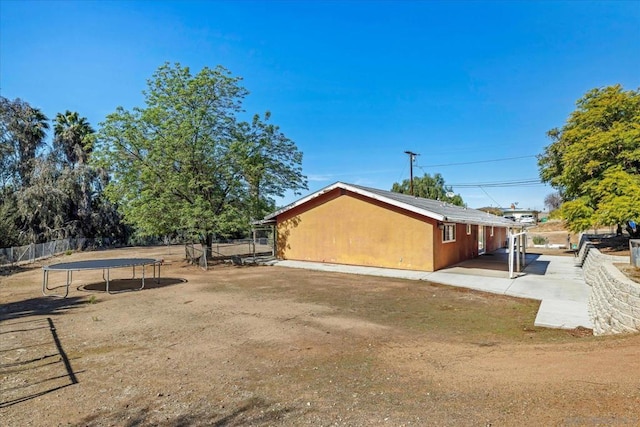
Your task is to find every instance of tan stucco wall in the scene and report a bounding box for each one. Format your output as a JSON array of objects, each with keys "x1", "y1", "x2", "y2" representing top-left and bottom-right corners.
[{"x1": 276, "y1": 189, "x2": 435, "y2": 271}]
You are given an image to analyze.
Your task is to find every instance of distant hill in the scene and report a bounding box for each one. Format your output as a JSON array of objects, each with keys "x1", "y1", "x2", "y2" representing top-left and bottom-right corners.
[{"x1": 477, "y1": 207, "x2": 503, "y2": 216}]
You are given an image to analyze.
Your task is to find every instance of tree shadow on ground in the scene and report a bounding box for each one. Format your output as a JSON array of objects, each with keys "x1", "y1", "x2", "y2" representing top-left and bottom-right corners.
[
  {"x1": 78, "y1": 397, "x2": 301, "y2": 426},
  {"x1": 449, "y1": 252, "x2": 543, "y2": 274},
  {"x1": 0, "y1": 296, "x2": 85, "y2": 322},
  {"x1": 0, "y1": 317, "x2": 79, "y2": 408}
]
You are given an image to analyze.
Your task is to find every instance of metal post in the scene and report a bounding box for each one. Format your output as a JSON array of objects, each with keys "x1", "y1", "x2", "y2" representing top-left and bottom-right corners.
[
  {"x1": 516, "y1": 234, "x2": 521, "y2": 272},
  {"x1": 522, "y1": 231, "x2": 527, "y2": 267},
  {"x1": 272, "y1": 224, "x2": 276, "y2": 257},
  {"x1": 508, "y1": 234, "x2": 514, "y2": 279}
]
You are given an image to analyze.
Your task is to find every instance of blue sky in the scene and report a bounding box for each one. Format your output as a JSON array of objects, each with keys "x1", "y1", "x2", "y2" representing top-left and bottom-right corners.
[{"x1": 1, "y1": 0, "x2": 639, "y2": 211}]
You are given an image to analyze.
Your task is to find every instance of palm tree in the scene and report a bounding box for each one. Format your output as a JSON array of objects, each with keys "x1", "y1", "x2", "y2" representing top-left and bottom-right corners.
[
  {"x1": 53, "y1": 111, "x2": 97, "y2": 238},
  {"x1": 53, "y1": 110, "x2": 95, "y2": 167}
]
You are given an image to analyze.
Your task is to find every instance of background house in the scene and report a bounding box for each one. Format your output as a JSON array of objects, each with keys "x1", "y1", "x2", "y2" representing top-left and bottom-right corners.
[
  {"x1": 501, "y1": 208, "x2": 540, "y2": 223},
  {"x1": 263, "y1": 182, "x2": 519, "y2": 272}
]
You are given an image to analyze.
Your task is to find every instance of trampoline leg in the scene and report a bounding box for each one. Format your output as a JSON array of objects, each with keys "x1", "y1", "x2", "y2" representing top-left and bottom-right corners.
[
  {"x1": 42, "y1": 270, "x2": 47, "y2": 296},
  {"x1": 106, "y1": 269, "x2": 111, "y2": 294},
  {"x1": 63, "y1": 272, "x2": 70, "y2": 298},
  {"x1": 42, "y1": 270, "x2": 70, "y2": 298},
  {"x1": 45, "y1": 270, "x2": 60, "y2": 291}
]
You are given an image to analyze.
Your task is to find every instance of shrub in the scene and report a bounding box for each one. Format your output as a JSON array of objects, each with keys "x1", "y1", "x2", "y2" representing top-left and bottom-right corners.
[{"x1": 532, "y1": 236, "x2": 548, "y2": 245}]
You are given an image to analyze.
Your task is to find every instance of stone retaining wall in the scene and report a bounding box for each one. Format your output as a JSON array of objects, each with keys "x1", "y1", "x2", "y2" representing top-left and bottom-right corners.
[{"x1": 578, "y1": 237, "x2": 640, "y2": 335}]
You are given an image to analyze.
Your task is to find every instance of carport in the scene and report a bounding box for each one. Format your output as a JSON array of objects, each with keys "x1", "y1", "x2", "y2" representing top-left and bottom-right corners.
[{"x1": 508, "y1": 229, "x2": 529, "y2": 278}]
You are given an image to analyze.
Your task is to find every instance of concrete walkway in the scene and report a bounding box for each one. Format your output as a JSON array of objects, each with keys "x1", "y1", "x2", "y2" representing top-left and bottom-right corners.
[{"x1": 273, "y1": 250, "x2": 592, "y2": 330}]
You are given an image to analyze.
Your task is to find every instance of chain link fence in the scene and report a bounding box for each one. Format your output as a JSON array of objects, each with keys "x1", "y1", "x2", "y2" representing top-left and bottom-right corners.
[
  {"x1": 2, "y1": 235, "x2": 275, "y2": 270},
  {"x1": 185, "y1": 243, "x2": 208, "y2": 270},
  {"x1": 0, "y1": 238, "x2": 113, "y2": 267},
  {"x1": 185, "y1": 238, "x2": 275, "y2": 270}
]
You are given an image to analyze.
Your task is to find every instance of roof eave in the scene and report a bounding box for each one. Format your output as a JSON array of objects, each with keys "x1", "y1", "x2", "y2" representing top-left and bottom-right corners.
[
  {"x1": 263, "y1": 182, "x2": 524, "y2": 228},
  {"x1": 264, "y1": 182, "x2": 446, "y2": 222}
]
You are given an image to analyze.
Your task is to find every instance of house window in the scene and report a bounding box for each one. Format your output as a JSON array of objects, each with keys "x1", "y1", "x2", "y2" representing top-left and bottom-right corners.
[
  {"x1": 466, "y1": 224, "x2": 471, "y2": 235},
  {"x1": 490, "y1": 226, "x2": 494, "y2": 237},
  {"x1": 442, "y1": 223, "x2": 456, "y2": 243}
]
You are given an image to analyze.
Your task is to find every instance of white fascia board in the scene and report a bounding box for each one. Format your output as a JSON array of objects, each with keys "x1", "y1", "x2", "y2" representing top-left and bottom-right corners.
[
  {"x1": 264, "y1": 182, "x2": 446, "y2": 222},
  {"x1": 264, "y1": 182, "x2": 346, "y2": 220}
]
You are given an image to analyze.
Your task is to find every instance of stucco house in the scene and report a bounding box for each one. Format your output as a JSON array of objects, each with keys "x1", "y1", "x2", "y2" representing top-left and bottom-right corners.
[{"x1": 261, "y1": 182, "x2": 521, "y2": 272}]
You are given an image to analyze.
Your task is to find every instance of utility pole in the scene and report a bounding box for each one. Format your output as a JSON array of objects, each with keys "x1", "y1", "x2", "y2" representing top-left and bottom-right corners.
[{"x1": 404, "y1": 150, "x2": 418, "y2": 196}]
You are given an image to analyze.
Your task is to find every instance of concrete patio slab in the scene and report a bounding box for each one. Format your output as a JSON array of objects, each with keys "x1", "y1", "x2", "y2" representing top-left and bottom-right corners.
[
  {"x1": 535, "y1": 299, "x2": 592, "y2": 329},
  {"x1": 273, "y1": 251, "x2": 593, "y2": 330}
]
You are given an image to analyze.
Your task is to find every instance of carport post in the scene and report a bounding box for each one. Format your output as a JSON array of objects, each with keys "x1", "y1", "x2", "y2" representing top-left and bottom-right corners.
[
  {"x1": 516, "y1": 234, "x2": 521, "y2": 273},
  {"x1": 508, "y1": 230, "x2": 527, "y2": 279},
  {"x1": 521, "y1": 230, "x2": 526, "y2": 268},
  {"x1": 508, "y1": 233, "x2": 514, "y2": 279}
]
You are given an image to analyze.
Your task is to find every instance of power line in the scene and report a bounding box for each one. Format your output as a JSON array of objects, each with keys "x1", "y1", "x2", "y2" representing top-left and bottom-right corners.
[
  {"x1": 479, "y1": 187, "x2": 502, "y2": 207},
  {"x1": 418, "y1": 155, "x2": 537, "y2": 168},
  {"x1": 449, "y1": 178, "x2": 544, "y2": 188}
]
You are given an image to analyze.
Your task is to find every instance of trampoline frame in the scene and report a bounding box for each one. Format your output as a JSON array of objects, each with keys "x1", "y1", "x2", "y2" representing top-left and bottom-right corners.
[{"x1": 42, "y1": 258, "x2": 162, "y2": 298}]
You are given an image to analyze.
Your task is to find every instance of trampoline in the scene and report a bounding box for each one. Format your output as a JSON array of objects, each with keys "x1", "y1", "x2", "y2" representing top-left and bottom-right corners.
[{"x1": 42, "y1": 258, "x2": 162, "y2": 298}]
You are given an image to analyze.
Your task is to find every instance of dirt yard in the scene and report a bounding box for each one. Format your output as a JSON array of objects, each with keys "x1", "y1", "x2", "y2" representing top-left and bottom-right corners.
[{"x1": 2, "y1": 246, "x2": 640, "y2": 426}]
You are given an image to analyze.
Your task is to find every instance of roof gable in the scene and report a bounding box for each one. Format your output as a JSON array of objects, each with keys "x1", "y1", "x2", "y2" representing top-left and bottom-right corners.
[{"x1": 265, "y1": 182, "x2": 519, "y2": 228}]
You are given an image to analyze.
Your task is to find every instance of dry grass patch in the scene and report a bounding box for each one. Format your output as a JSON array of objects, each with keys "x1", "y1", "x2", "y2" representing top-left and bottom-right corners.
[
  {"x1": 208, "y1": 266, "x2": 586, "y2": 345},
  {"x1": 1, "y1": 246, "x2": 638, "y2": 426}
]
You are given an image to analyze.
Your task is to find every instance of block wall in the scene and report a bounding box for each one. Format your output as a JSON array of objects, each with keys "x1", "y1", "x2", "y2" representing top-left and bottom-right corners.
[{"x1": 580, "y1": 240, "x2": 640, "y2": 335}]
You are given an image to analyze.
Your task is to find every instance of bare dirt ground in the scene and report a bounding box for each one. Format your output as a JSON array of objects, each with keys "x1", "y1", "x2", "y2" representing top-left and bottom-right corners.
[
  {"x1": 2, "y1": 246, "x2": 640, "y2": 426},
  {"x1": 527, "y1": 221, "x2": 632, "y2": 257}
]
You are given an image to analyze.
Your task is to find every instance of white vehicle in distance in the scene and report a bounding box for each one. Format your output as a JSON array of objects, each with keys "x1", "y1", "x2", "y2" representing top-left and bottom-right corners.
[{"x1": 519, "y1": 215, "x2": 536, "y2": 225}]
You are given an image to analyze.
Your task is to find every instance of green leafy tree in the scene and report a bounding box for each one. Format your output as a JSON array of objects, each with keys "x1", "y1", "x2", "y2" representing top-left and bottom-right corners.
[
  {"x1": 0, "y1": 98, "x2": 125, "y2": 246},
  {"x1": 95, "y1": 63, "x2": 306, "y2": 250},
  {"x1": 0, "y1": 191, "x2": 20, "y2": 247},
  {"x1": 0, "y1": 98, "x2": 50, "y2": 245},
  {"x1": 14, "y1": 157, "x2": 72, "y2": 242},
  {"x1": 233, "y1": 111, "x2": 306, "y2": 221},
  {"x1": 391, "y1": 173, "x2": 464, "y2": 206},
  {"x1": 538, "y1": 85, "x2": 640, "y2": 233},
  {"x1": 0, "y1": 97, "x2": 49, "y2": 187}
]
